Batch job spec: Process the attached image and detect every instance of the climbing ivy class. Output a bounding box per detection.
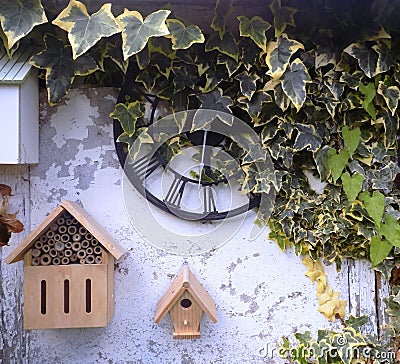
[3,0,400,357]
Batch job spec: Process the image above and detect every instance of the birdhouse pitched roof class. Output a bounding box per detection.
[154,264,217,323]
[5,200,126,264]
[0,45,37,84]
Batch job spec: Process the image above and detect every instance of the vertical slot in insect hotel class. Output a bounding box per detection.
[5,200,126,329]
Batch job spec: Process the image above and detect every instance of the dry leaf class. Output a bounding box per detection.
[0,184,13,197]
[0,213,24,233]
[0,221,10,246]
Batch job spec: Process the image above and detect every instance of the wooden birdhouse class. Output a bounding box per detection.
[155,264,217,339]
[5,200,126,329]
[0,45,39,164]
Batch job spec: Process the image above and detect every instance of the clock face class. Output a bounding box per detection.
[114,105,276,223]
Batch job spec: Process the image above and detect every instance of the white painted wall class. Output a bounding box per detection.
[0,88,388,364]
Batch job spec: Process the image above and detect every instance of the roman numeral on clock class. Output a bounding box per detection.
[130,153,159,181]
[203,186,217,213]
[164,176,187,207]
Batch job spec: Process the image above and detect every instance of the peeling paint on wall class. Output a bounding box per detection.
[0,87,389,364]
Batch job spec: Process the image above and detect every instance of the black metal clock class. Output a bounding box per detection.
[113,79,274,222]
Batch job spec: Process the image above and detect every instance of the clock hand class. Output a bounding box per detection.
[198,130,208,190]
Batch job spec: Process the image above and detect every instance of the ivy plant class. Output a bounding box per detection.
[2,0,400,354]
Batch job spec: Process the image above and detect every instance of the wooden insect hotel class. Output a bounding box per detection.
[5,200,126,329]
[155,264,217,339]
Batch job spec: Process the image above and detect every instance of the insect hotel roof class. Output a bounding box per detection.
[5,200,126,264]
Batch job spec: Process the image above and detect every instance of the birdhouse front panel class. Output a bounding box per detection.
[170,291,203,339]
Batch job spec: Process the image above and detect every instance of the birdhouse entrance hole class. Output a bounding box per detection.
[180,298,192,308]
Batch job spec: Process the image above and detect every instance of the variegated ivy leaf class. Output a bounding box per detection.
[314,145,331,181]
[281,59,311,112]
[373,42,394,74]
[265,34,304,80]
[238,91,272,118]
[30,34,98,105]
[359,190,384,228]
[365,26,391,42]
[237,15,271,52]
[117,9,170,60]
[135,46,150,70]
[0,0,47,50]
[135,66,161,92]
[339,71,363,89]
[341,172,363,203]
[217,54,240,77]
[344,43,378,78]
[172,65,198,93]
[197,88,232,114]
[273,82,290,112]
[269,0,296,37]
[293,124,322,152]
[370,235,392,266]
[53,1,120,59]
[358,81,377,120]
[377,81,400,116]
[240,38,261,70]
[205,31,239,61]
[327,148,349,183]
[342,126,361,156]
[381,113,398,147]
[235,71,260,99]
[211,0,232,38]
[315,47,338,69]
[166,19,204,50]
[152,52,172,78]
[148,37,174,58]
[110,101,145,137]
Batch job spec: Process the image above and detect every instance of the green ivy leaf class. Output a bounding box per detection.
[344,43,378,78]
[377,81,400,116]
[327,148,349,183]
[117,9,170,60]
[359,190,385,228]
[358,81,376,120]
[377,214,400,248]
[211,0,232,38]
[237,15,271,52]
[342,126,361,156]
[0,0,47,50]
[110,101,145,137]
[53,1,120,59]
[269,0,297,37]
[281,59,311,111]
[235,71,260,99]
[205,31,239,61]
[341,172,364,203]
[265,34,304,80]
[30,34,98,105]
[166,19,204,50]
[293,124,322,152]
